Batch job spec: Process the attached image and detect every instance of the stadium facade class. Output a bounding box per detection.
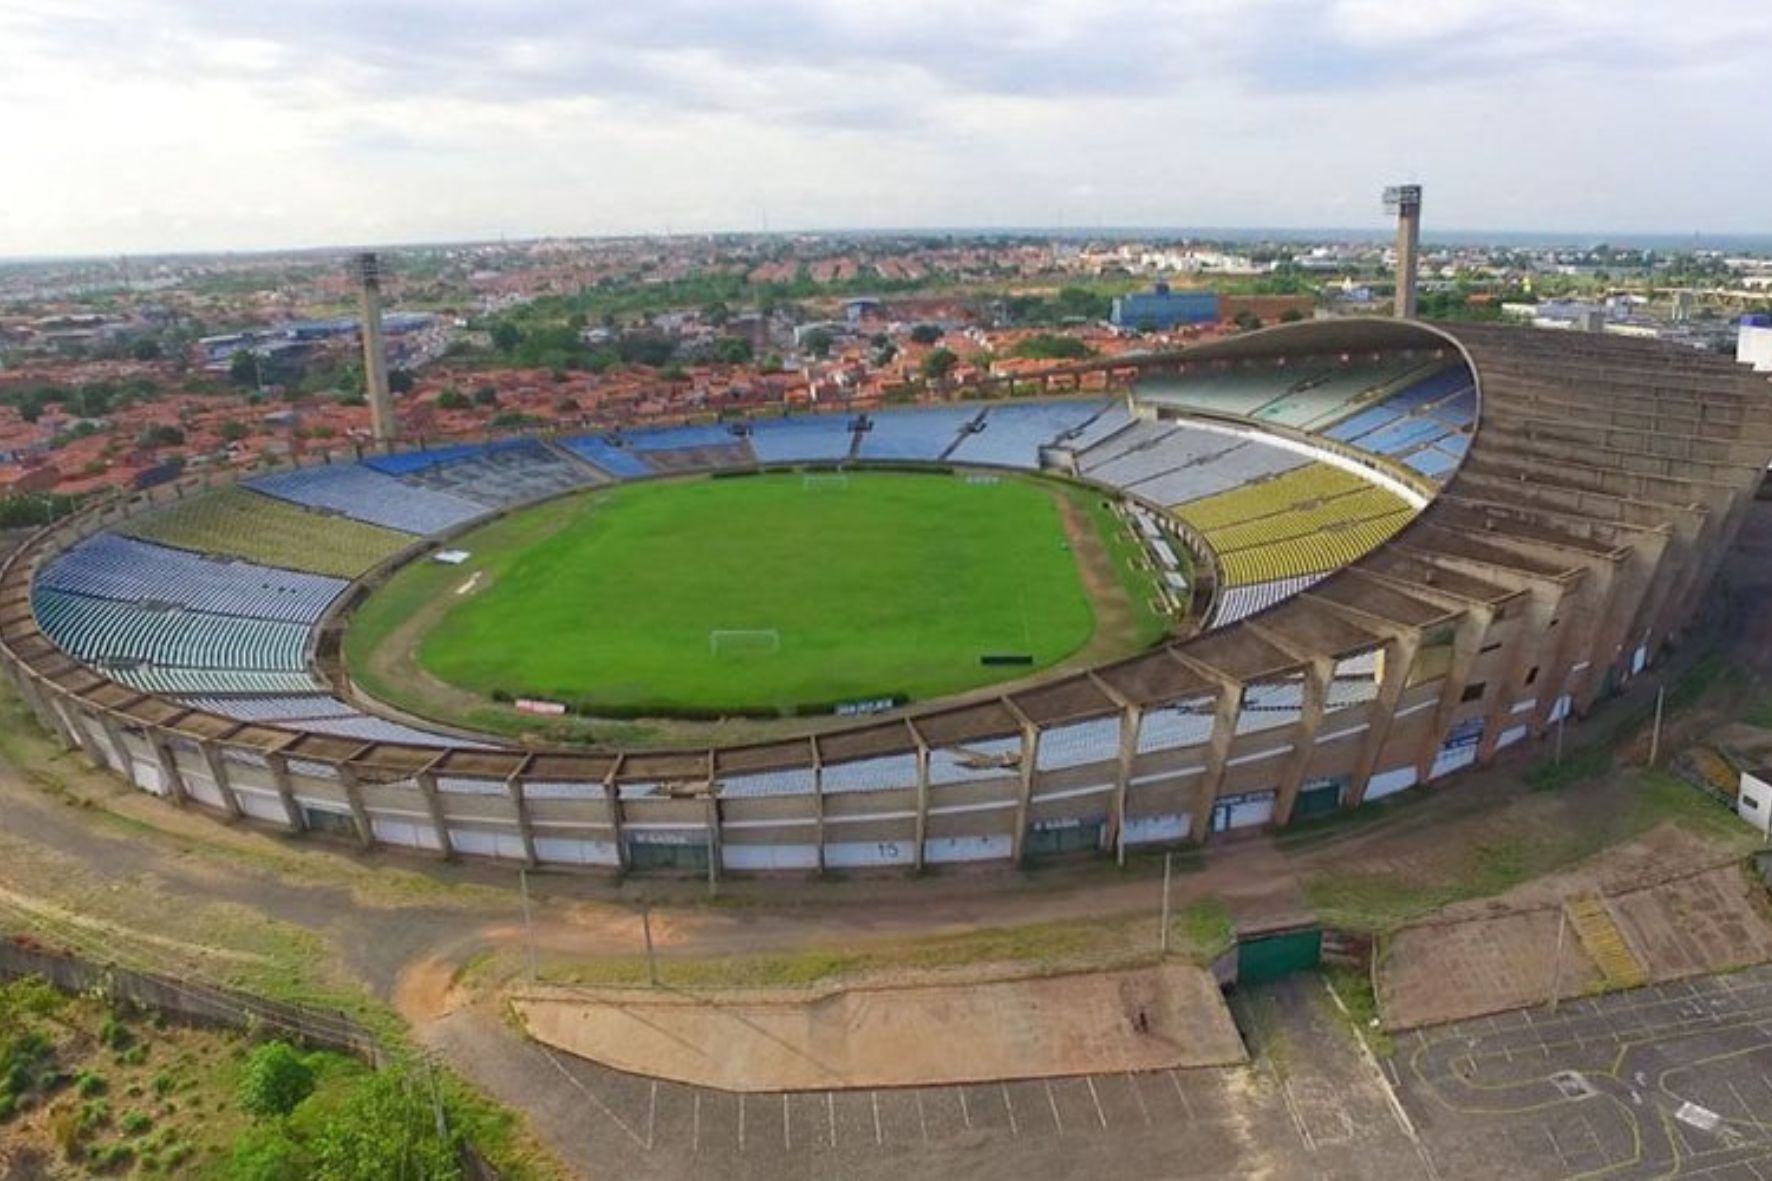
[3,320,1768,875]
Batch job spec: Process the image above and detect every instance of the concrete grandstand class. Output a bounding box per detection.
[2,318,1766,875]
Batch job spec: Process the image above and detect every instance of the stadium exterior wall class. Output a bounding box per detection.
[3,322,1770,878]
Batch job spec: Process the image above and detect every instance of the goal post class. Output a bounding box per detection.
[802,472,849,490]
[709,629,782,658]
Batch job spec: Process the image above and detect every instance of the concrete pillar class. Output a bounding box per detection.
[265,752,307,833]
[197,739,244,820]
[333,764,377,850]
[1347,633,1420,808]
[912,738,931,873]
[1112,706,1142,867]
[148,733,190,808]
[1272,661,1331,826]
[1010,724,1038,866]
[414,772,455,861]
[504,773,540,867]
[1189,679,1243,843]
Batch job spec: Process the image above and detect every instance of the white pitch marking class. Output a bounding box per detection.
[1127,1073,1152,1125]
[1085,1076,1108,1129]
[1046,1081,1064,1133]
[692,1093,701,1154]
[871,1092,883,1146]
[959,1088,972,1129]
[1002,1085,1019,1136]
[827,1091,837,1149]
[783,1093,792,1151]
[646,1081,657,1150]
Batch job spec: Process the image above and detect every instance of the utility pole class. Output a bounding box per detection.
[1649,683,1667,766]
[1158,852,1173,957]
[641,904,659,986]
[1548,905,1567,1012]
[519,867,537,984]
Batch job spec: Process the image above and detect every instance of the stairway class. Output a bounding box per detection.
[1566,896,1648,990]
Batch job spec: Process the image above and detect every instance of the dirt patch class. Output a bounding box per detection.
[394,955,466,1023]
[1379,858,1772,1031]
[1380,909,1603,1030]
[1053,490,1149,664]
[513,963,1243,1092]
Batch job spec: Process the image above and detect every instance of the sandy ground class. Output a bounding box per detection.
[514,964,1244,1092]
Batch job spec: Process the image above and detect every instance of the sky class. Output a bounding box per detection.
[3,0,1769,257]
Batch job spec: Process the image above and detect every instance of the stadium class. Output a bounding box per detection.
[2,317,1768,875]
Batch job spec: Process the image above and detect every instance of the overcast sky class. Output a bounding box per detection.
[3,0,1769,257]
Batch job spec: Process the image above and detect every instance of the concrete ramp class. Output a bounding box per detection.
[515,963,1244,1092]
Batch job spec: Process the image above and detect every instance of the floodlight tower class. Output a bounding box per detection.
[1383,184,1423,319]
[354,252,397,444]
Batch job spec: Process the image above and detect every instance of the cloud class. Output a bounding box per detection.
[0,0,1768,254]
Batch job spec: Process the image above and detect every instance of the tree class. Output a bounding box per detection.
[136,424,184,449]
[714,337,753,365]
[921,347,959,382]
[129,337,163,361]
[472,385,499,407]
[436,390,469,411]
[802,328,834,359]
[220,420,249,443]
[238,1042,316,1119]
[909,324,942,346]
[307,1070,461,1181]
[1232,311,1263,332]
[387,369,415,395]
[1010,333,1094,361]
[490,321,522,354]
[229,351,261,388]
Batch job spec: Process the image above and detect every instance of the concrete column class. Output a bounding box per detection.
[333,764,377,850]
[198,739,244,821]
[1112,706,1141,867]
[1272,660,1331,826]
[1414,607,1494,786]
[95,714,136,786]
[414,772,455,861]
[1347,633,1420,808]
[148,733,190,808]
[912,738,931,874]
[265,753,307,833]
[1009,725,1039,866]
[811,755,827,877]
[1189,679,1243,843]
[704,794,722,883]
[503,771,540,867]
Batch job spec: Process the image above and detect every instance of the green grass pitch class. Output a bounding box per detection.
[352,471,1107,716]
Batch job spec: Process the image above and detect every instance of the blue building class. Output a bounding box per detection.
[1110,283,1220,331]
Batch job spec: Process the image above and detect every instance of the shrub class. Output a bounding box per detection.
[226,1125,309,1181]
[120,1109,152,1135]
[98,1014,131,1051]
[237,1042,315,1119]
[76,1070,107,1097]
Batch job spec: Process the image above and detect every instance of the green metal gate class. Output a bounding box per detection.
[627,841,711,873]
[1292,779,1345,821]
[1024,822,1104,858]
[1237,926,1323,985]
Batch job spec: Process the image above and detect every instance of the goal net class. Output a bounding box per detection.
[709,629,782,658]
[802,472,849,490]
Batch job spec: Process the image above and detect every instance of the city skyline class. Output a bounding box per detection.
[3,0,1770,256]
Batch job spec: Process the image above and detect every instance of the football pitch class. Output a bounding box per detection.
[348,470,1162,718]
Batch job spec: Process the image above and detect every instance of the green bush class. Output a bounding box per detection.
[98,1014,132,1051]
[76,1070,107,1097]
[238,1042,316,1119]
[120,1109,152,1135]
[227,1126,310,1181]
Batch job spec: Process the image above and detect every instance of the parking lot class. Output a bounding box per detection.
[1395,962,1772,1178]
[467,962,1772,1179]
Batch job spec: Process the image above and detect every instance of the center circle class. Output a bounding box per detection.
[343,468,1174,736]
